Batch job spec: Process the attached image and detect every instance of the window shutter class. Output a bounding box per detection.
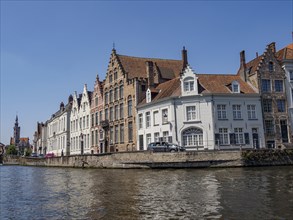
[245,133,250,145]
[229,133,235,145]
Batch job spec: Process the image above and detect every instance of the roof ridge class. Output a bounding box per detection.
[117,54,181,62]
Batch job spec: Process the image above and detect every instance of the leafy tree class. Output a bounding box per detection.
[25,147,32,156]
[6,145,18,155]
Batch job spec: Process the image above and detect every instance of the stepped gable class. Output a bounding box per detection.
[198,74,256,94]
[276,43,293,61]
[116,54,183,80]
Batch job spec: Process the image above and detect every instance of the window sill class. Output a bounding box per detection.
[248,118,258,120]
[218,118,228,121]
[233,119,243,121]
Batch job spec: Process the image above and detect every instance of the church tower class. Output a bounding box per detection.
[14,115,20,146]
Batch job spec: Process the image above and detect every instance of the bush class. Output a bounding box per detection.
[6,145,18,155]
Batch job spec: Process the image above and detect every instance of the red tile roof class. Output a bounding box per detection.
[117,54,183,79]
[276,43,293,60]
[198,74,256,94]
[138,73,257,106]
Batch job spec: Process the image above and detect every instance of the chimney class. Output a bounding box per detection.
[146,61,154,88]
[256,52,259,58]
[268,42,276,53]
[182,46,188,69]
[240,50,246,69]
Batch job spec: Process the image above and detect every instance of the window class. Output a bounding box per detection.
[146,89,151,103]
[119,85,124,99]
[275,80,283,92]
[141,85,146,91]
[163,131,169,142]
[95,96,98,106]
[262,79,271,92]
[184,77,194,92]
[263,99,272,112]
[290,71,293,81]
[182,127,203,147]
[100,130,104,140]
[146,112,151,128]
[128,96,132,117]
[128,122,133,142]
[146,134,151,145]
[114,105,118,120]
[154,132,160,142]
[105,108,109,120]
[91,114,94,126]
[110,107,113,121]
[110,127,113,144]
[105,92,108,104]
[153,111,159,126]
[217,105,227,119]
[83,116,85,129]
[247,105,256,119]
[120,103,124,119]
[114,71,118,80]
[91,131,94,146]
[232,105,242,119]
[109,89,113,102]
[186,106,196,121]
[86,115,89,128]
[234,128,244,144]
[138,114,143,129]
[109,74,113,83]
[232,81,240,93]
[277,100,285,112]
[265,120,274,135]
[120,124,124,143]
[115,125,119,144]
[269,61,274,72]
[114,87,118,101]
[94,130,97,145]
[162,109,168,124]
[95,112,99,125]
[219,128,229,145]
[99,111,102,122]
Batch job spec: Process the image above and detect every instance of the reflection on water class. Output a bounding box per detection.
[0,166,292,219]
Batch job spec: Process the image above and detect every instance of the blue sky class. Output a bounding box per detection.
[0,1,292,145]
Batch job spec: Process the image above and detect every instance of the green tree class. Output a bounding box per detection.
[6,145,18,155]
[25,147,32,156]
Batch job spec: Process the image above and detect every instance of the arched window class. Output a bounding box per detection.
[109,89,113,102]
[114,86,118,101]
[146,89,151,103]
[183,77,194,92]
[269,62,274,72]
[104,92,108,104]
[182,127,203,148]
[119,85,124,99]
[128,96,132,117]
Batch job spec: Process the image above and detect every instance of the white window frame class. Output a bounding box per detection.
[219,128,229,145]
[146,112,151,128]
[247,105,256,120]
[217,104,227,119]
[232,105,242,119]
[186,106,196,121]
[234,128,244,144]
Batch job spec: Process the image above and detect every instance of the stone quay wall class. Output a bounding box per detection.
[2,149,293,169]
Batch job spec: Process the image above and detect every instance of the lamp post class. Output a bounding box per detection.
[80,133,84,155]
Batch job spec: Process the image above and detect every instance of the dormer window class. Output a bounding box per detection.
[146,89,151,103]
[232,81,240,93]
[183,77,194,92]
[269,62,274,72]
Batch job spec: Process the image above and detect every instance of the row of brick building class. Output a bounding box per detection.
[33,42,293,155]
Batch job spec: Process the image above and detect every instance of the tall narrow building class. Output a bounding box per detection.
[237,42,291,148]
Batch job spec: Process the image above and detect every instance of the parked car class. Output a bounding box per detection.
[38,154,44,158]
[147,142,186,152]
[31,153,38,157]
[45,153,55,158]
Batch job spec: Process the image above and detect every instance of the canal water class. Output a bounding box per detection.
[0,166,292,220]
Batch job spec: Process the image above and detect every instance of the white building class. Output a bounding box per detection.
[70,84,92,155]
[46,97,72,156]
[137,65,265,150]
